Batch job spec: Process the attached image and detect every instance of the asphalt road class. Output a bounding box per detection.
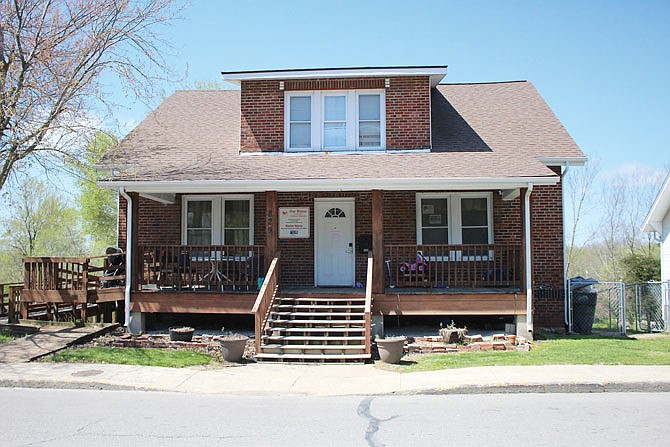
[2,389,669,446]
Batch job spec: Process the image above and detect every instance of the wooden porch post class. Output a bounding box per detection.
[265,191,278,271]
[519,187,527,290]
[372,189,385,294]
[129,192,140,292]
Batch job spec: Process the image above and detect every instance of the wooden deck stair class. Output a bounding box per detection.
[255,294,371,363]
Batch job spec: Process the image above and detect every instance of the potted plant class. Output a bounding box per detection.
[439,320,467,344]
[169,326,195,342]
[375,335,406,364]
[216,328,249,362]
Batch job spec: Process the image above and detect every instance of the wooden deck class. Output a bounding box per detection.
[373,291,527,316]
[131,291,257,314]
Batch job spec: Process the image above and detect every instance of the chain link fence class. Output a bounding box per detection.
[567,280,670,335]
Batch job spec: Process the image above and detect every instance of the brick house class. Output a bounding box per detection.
[93,65,585,360]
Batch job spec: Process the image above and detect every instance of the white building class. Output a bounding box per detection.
[642,174,670,284]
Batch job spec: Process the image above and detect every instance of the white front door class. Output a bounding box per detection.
[315,200,355,286]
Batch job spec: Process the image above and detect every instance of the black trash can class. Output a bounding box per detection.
[572,291,598,334]
[570,277,599,334]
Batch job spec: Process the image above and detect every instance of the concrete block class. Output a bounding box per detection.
[128,312,145,334]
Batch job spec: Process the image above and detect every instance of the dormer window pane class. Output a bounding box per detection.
[290,96,311,121]
[324,96,346,120]
[290,123,311,148]
[285,90,384,151]
[289,96,311,148]
[359,94,381,147]
[324,96,346,148]
[359,95,380,120]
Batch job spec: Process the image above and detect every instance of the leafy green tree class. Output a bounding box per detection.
[0,178,85,282]
[75,132,119,252]
[621,250,661,283]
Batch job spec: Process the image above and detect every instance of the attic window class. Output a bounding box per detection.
[285,90,385,152]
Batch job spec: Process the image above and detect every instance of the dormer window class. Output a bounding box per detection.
[285,90,385,152]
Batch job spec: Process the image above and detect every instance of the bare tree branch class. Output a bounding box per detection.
[0,0,182,191]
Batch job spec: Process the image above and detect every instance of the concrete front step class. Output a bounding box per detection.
[267,319,365,326]
[261,344,367,351]
[274,304,365,311]
[276,297,365,303]
[270,312,366,318]
[263,335,366,342]
[265,327,366,334]
[254,353,370,362]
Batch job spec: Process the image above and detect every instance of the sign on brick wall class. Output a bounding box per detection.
[279,207,310,238]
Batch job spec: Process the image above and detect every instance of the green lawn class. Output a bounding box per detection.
[382,335,670,372]
[0,331,16,344]
[50,347,212,368]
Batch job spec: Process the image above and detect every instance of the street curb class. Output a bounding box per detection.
[413,382,670,395]
[2,379,670,395]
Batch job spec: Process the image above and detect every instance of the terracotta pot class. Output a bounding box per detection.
[169,327,194,342]
[218,335,249,362]
[376,337,406,364]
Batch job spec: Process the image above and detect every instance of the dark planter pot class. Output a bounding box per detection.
[376,337,406,364]
[169,327,194,342]
[218,336,249,362]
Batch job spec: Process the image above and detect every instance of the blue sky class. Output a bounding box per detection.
[110,0,670,177]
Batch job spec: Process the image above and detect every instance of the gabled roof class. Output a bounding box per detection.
[642,173,670,233]
[101,80,585,191]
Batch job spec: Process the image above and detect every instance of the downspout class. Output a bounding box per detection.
[561,162,571,329]
[525,183,534,333]
[119,187,132,328]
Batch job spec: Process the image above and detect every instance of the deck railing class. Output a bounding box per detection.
[138,245,265,292]
[385,244,522,289]
[252,255,280,353]
[23,255,124,293]
[1,282,22,317]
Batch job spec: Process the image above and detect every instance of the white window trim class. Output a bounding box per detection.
[181,194,254,245]
[284,89,386,152]
[415,192,493,245]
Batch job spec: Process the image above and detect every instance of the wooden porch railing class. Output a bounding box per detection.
[385,244,522,289]
[137,245,265,292]
[252,255,280,353]
[364,254,373,355]
[24,255,125,293]
[1,282,22,317]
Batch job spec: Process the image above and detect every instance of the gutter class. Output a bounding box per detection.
[99,176,560,193]
[525,183,534,333]
[561,162,571,329]
[119,187,132,328]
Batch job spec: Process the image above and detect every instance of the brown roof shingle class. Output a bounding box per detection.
[103,81,584,183]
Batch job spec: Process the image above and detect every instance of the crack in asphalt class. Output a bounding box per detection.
[357,396,398,447]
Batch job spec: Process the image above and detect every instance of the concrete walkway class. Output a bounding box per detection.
[1,362,669,396]
[0,324,118,363]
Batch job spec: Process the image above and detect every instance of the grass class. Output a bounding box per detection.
[0,331,17,344]
[381,335,670,373]
[50,347,212,368]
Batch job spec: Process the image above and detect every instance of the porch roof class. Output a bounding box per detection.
[100,81,585,188]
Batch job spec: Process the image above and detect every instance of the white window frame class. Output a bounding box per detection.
[182,194,254,245]
[416,191,493,238]
[284,89,386,152]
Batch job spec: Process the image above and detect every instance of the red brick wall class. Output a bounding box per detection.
[385,77,431,149]
[239,76,431,152]
[530,166,566,329]
[240,81,284,152]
